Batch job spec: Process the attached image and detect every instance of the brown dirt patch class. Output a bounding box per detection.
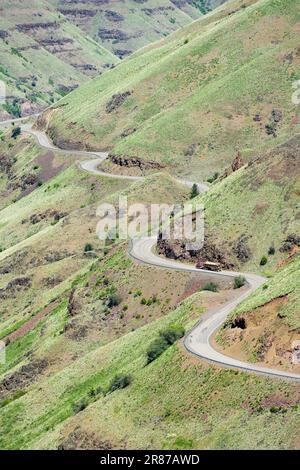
[6,300,59,343]
[58,427,113,450]
[215,296,300,373]
[36,151,64,183]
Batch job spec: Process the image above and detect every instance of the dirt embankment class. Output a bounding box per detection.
[157,234,235,270]
[215,296,300,374]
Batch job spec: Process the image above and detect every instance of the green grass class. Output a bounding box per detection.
[44,0,300,179]
[0,292,299,450]
[192,136,300,270]
[228,255,300,330]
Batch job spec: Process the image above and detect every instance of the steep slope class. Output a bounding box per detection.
[217,255,300,373]
[0,0,118,119]
[41,0,300,179]
[0,290,299,450]
[158,135,300,271]
[48,0,203,59]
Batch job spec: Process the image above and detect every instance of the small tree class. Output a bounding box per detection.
[190,183,199,199]
[160,326,185,345]
[234,276,246,289]
[84,243,93,252]
[106,293,122,308]
[108,374,132,393]
[146,337,169,364]
[72,398,88,414]
[268,245,275,255]
[146,325,185,364]
[260,256,268,266]
[202,282,219,292]
[11,126,21,140]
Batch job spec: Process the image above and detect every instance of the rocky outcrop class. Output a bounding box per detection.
[109,154,165,170]
[22,209,67,225]
[106,91,132,113]
[231,151,243,172]
[120,127,137,138]
[157,234,234,269]
[280,234,300,253]
[58,427,113,450]
[16,22,59,32]
[265,108,282,137]
[0,277,32,299]
[113,49,132,59]
[233,235,252,263]
[105,10,124,22]
[0,358,48,400]
[0,30,8,39]
[58,9,97,18]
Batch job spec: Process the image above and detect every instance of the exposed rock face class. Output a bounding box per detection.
[58,427,113,450]
[157,234,234,269]
[265,108,283,137]
[120,128,137,138]
[233,235,252,262]
[0,30,8,39]
[16,22,59,32]
[113,49,132,59]
[0,358,48,399]
[229,316,247,330]
[106,91,132,113]
[231,151,243,172]
[58,9,98,17]
[0,277,32,299]
[109,154,165,170]
[67,288,80,317]
[44,251,73,263]
[142,6,175,15]
[184,143,198,157]
[280,234,300,252]
[105,10,124,22]
[0,154,14,177]
[98,28,131,41]
[22,209,67,225]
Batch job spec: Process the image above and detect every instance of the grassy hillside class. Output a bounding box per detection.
[216,254,300,372]
[48,0,203,59]
[0,289,299,450]
[0,0,118,118]
[196,135,300,271]
[0,0,229,119]
[0,128,299,450]
[41,0,300,179]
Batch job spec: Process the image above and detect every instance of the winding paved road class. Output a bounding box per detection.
[2,119,300,382]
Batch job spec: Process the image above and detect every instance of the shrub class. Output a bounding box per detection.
[108,374,132,393]
[106,293,122,308]
[140,298,147,305]
[260,256,268,266]
[160,326,185,345]
[11,126,21,139]
[202,282,219,292]
[190,183,199,199]
[234,276,246,289]
[207,172,219,183]
[84,243,93,252]
[72,398,88,414]
[4,101,21,118]
[146,325,185,364]
[88,386,104,398]
[146,337,169,364]
[268,246,276,255]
